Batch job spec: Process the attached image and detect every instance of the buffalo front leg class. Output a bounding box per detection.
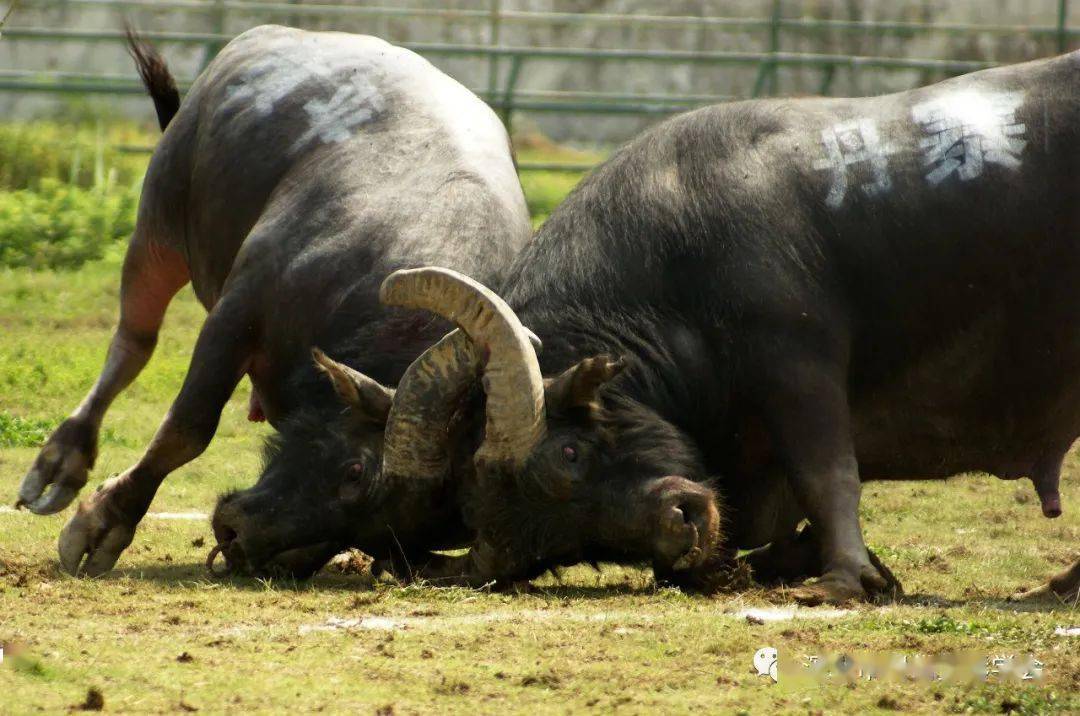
[17,239,189,515]
[58,295,256,576]
[763,361,889,604]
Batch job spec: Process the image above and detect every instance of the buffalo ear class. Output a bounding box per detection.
[544,355,626,412]
[311,347,394,423]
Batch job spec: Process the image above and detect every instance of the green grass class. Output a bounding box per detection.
[516,136,603,227]
[1,138,1079,714]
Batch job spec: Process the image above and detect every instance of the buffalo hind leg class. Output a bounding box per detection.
[57,292,257,576]
[17,238,189,515]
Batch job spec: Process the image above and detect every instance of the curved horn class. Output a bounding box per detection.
[381,329,479,482]
[381,267,546,468]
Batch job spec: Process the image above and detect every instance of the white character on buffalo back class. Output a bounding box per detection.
[911,90,1027,186]
[813,118,898,208]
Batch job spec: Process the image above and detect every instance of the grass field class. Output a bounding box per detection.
[2,139,1080,714]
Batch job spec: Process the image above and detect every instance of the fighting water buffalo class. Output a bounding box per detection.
[365,51,1080,602]
[14,26,532,577]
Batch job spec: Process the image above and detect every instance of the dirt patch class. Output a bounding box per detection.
[75,688,104,711]
[520,671,561,689]
[729,607,853,622]
[0,555,58,585]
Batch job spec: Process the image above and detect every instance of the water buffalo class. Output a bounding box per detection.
[365,51,1080,602]
[14,26,531,577]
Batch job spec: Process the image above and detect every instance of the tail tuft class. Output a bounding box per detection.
[124,24,180,132]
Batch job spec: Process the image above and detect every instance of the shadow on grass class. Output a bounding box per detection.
[102,560,669,598]
[14,552,1075,611]
[106,561,377,592]
[895,592,1080,613]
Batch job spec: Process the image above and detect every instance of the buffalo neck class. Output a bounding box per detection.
[520,302,729,452]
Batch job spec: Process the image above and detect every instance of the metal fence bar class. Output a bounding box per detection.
[201,0,227,71]
[4,0,1072,174]
[847,2,862,96]
[0,69,735,105]
[751,0,782,97]
[487,0,501,101]
[0,78,711,115]
[1059,0,1071,52]
[0,28,994,73]
[18,0,1080,38]
[500,54,523,130]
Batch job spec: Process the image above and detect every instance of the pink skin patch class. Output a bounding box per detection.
[248,388,266,423]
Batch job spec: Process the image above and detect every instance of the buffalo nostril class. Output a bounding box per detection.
[213,522,238,547]
[675,503,695,524]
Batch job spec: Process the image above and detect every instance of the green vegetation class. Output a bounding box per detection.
[0,179,138,269]
[0,121,149,192]
[0,123,599,270]
[0,414,60,449]
[1,124,1078,712]
[0,121,148,270]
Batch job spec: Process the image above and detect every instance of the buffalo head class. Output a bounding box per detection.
[208,336,480,578]
[376,267,727,588]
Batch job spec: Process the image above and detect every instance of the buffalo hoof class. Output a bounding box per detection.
[1011,584,1059,602]
[786,561,900,606]
[57,479,137,577]
[16,418,96,515]
[786,577,864,606]
[1011,559,1080,603]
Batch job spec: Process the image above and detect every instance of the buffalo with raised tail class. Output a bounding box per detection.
[14,26,532,578]
[365,51,1080,602]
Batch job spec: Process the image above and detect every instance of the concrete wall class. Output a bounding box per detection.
[1,0,1075,144]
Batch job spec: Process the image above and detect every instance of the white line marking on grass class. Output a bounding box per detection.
[0,506,208,520]
[1054,626,1080,637]
[149,512,209,520]
[299,616,403,635]
[297,605,856,636]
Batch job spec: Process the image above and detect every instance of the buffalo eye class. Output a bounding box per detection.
[562,444,578,463]
[344,462,365,481]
